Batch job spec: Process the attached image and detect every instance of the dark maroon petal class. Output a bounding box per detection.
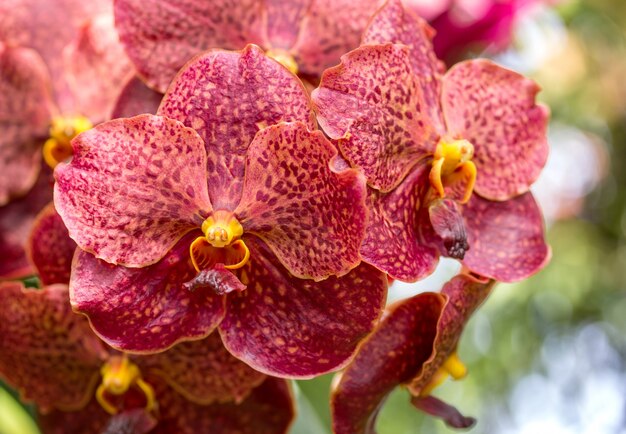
[70,233,226,353]
[27,202,76,285]
[138,333,265,405]
[236,122,366,280]
[110,76,163,119]
[184,264,246,295]
[331,292,445,434]
[102,409,157,434]
[461,193,550,282]
[114,0,268,93]
[38,398,111,434]
[442,59,549,200]
[293,0,380,78]
[312,44,439,192]
[362,0,445,129]
[0,44,54,205]
[153,378,294,434]
[220,237,387,378]
[0,283,107,413]
[0,0,111,112]
[0,165,52,279]
[265,0,309,49]
[63,14,134,124]
[54,114,212,267]
[361,162,439,282]
[159,45,315,210]
[428,198,468,260]
[411,395,476,429]
[408,274,494,395]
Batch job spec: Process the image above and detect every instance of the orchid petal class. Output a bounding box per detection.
[313,44,438,192]
[265,0,310,50]
[442,59,549,200]
[159,45,315,210]
[461,192,550,282]
[54,114,212,267]
[70,233,225,353]
[110,76,163,119]
[236,122,366,280]
[38,398,111,434]
[220,238,387,378]
[114,0,268,93]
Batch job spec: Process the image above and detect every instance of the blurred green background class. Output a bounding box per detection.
[2,0,626,433]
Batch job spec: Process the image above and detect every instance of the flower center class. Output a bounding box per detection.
[43,115,92,169]
[95,356,156,415]
[428,138,476,204]
[419,351,467,397]
[190,210,250,272]
[266,48,299,75]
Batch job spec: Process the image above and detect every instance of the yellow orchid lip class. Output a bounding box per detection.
[43,115,92,169]
[419,351,468,397]
[95,356,156,415]
[190,211,250,273]
[429,138,476,204]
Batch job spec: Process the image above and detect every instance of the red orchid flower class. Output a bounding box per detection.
[0,282,294,434]
[331,274,494,433]
[113,0,388,92]
[312,0,550,283]
[54,45,387,378]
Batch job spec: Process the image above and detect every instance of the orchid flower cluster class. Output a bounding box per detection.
[0,0,550,433]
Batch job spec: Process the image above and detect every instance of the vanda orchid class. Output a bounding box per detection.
[54,45,387,378]
[313,0,550,283]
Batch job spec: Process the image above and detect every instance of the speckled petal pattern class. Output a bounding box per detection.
[27,202,76,285]
[331,292,445,434]
[63,14,134,124]
[313,44,438,192]
[70,233,226,353]
[38,397,111,434]
[236,122,366,280]
[153,378,294,434]
[0,166,52,279]
[220,238,387,378]
[0,44,54,206]
[110,76,163,119]
[408,275,494,396]
[360,163,438,282]
[442,60,549,201]
[158,45,315,210]
[362,0,445,130]
[265,0,309,49]
[293,0,381,78]
[139,333,265,405]
[461,193,550,282]
[114,0,267,93]
[54,114,212,267]
[0,283,107,413]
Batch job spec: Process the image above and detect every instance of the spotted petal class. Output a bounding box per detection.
[0,166,52,279]
[0,44,54,206]
[38,397,112,434]
[236,122,366,280]
[362,0,445,130]
[313,44,439,192]
[27,202,76,285]
[70,233,225,353]
[159,45,315,210]
[114,0,267,93]
[154,378,294,434]
[110,76,163,119]
[360,162,438,282]
[54,114,212,267]
[461,192,550,282]
[220,237,387,378]
[442,60,549,201]
[331,292,445,434]
[0,283,107,413]
[139,333,265,405]
[293,0,380,78]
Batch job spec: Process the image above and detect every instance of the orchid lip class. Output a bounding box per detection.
[95,355,156,415]
[429,138,477,204]
[43,115,92,169]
